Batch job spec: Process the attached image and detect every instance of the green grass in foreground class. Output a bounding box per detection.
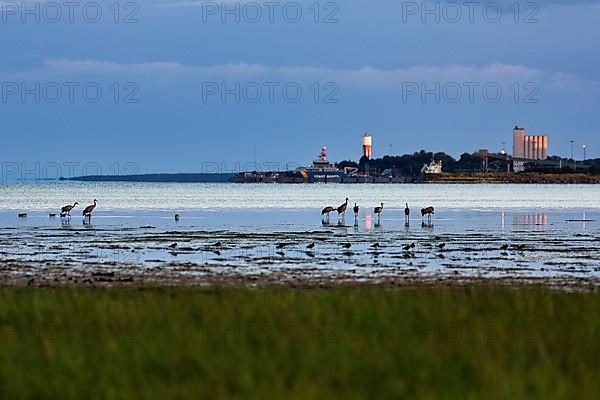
[0,286,598,399]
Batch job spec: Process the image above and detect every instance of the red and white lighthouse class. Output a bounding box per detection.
[362,133,372,159]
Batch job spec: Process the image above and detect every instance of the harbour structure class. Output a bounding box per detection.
[229,145,363,183]
[421,160,443,174]
[513,126,548,160]
[297,146,348,182]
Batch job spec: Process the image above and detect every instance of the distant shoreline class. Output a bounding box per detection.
[60,173,234,183]
[425,172,600,184]
[60,172,600,184]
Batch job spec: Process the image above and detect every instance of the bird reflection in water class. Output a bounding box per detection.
[568,212,591,231]
[421,221,434,231]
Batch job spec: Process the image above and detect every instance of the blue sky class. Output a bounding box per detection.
[1,0,599,177]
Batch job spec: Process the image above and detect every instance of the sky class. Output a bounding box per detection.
[1,0,599,178]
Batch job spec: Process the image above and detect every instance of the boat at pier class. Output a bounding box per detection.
[296,147,347,182]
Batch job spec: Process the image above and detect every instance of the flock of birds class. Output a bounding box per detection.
[17,198,436,228]
[18,200,98,220]
[321,198,435,226]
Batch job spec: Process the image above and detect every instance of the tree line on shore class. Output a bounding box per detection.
[336,151,600,176]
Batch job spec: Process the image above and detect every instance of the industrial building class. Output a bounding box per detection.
[513,126,548,160]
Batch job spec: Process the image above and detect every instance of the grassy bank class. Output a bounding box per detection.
[0,286,598,399]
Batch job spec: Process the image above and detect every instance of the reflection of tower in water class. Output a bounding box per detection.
[513,213,548,227]
[364,213,372,231]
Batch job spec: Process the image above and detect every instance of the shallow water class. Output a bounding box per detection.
[0,183,598,287]
[1,182,599,211]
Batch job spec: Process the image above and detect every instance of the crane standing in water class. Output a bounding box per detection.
[321,206,335,223]
[421,206,435,224]
[373,203,384,224]
[337,198,349,222]
[83,200,97,220]
[353,203,360,226]
[61,202,78,217]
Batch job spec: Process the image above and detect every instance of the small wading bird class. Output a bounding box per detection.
[18,213,27,218]
[61,202,79,218]
[404,203,411,225]
[373,203,384,223]
[421,206,435,223]
[49,213,57,218]
[353,203,360,226]
[321,206,335,222]
[337,198,349,221]
[174,214,180,222]
[83,199,97,219]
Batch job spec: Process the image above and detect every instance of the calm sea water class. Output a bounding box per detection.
[0,182,599,211]
[1,183,598,284]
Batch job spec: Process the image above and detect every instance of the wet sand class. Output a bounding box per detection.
[0,208,598,289]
